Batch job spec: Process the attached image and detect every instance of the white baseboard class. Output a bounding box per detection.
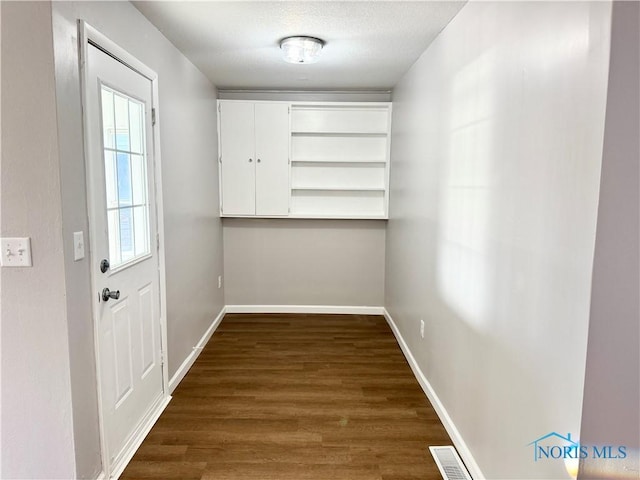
[168,306,226,393]
[111,394,171,479]
[95,472,107,480]
[383,308,485,480]
[225,305,385,315]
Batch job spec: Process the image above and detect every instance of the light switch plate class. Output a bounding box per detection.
[1,237,32,267]
[73,231,85,261]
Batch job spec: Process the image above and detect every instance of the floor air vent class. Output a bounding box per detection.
[429,446,472,480]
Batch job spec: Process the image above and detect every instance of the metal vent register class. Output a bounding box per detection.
[429,446,472,480]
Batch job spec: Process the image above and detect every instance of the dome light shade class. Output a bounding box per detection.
[280,36,324,64]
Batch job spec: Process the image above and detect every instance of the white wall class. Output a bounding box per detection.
[579,2,640,478]
[224,219,385,307]
[386,2,611,478]
[1,2,76,478]
[51,1,224,477]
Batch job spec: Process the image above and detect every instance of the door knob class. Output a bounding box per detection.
[249,158,253,163]
[102,287,120,302]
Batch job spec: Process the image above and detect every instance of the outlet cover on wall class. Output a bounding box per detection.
[420,319,425,339]
[73,231,85,261]
[1,237,33,267]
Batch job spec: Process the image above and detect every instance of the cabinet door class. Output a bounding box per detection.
[220,102,255,215]
[255,103,290,216]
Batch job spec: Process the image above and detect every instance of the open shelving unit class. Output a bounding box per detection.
[289,102,392,219]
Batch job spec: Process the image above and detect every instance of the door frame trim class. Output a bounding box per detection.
[78,20,170,478]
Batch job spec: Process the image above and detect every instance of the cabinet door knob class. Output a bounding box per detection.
[249,158,253,163]
[257,158,261,163]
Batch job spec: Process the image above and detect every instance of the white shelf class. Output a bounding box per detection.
[291,134,387,164]
[289,214,388,220]
[291,131,388,137]
[291,161,385,192]
[223,214,388,220]
[290,189,386,218]
[291,186,385,192]
[291,159,386,164]
[291,104,390,134]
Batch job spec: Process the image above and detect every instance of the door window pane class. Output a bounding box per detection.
[133,206,149,257]
[119,207,135,263]
[101,85,151,268]
[117,153,132,207]
[107,210,121,266]
[131,154,146,205]
[104,151,118,209]
[129,101,144,154]
[101,89,115,149]
[114,94,130,151]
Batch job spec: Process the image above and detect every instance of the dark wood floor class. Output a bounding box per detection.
[120,314,452,480]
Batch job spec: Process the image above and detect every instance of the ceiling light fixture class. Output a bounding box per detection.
[280,36,324,64]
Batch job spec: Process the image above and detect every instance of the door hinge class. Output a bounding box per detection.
[218,104,221,113]
[156,233,160,251]
[151,108,156,126]
[219,155,222,163]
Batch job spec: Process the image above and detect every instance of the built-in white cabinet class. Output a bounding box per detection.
[218,100,392,219]
[219,101,289,216]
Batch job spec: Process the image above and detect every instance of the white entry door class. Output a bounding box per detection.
[85,43,165,472]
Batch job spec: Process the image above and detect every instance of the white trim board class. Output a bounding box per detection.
[225,305,385,315]
[168,306,227,393]
[382,308,485,480]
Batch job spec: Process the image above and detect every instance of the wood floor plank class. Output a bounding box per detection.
[120,314,453,480]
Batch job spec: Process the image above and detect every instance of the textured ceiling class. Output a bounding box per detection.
[133,1,466,90]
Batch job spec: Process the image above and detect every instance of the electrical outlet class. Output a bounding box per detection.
[218,275,223,289]
[420,319,425,339]
[1,237,32,267]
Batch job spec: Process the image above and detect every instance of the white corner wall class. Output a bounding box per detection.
[386,2,612,479]
[51,1,224,477]
[579,2,640,478]
[1,2,76,478]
